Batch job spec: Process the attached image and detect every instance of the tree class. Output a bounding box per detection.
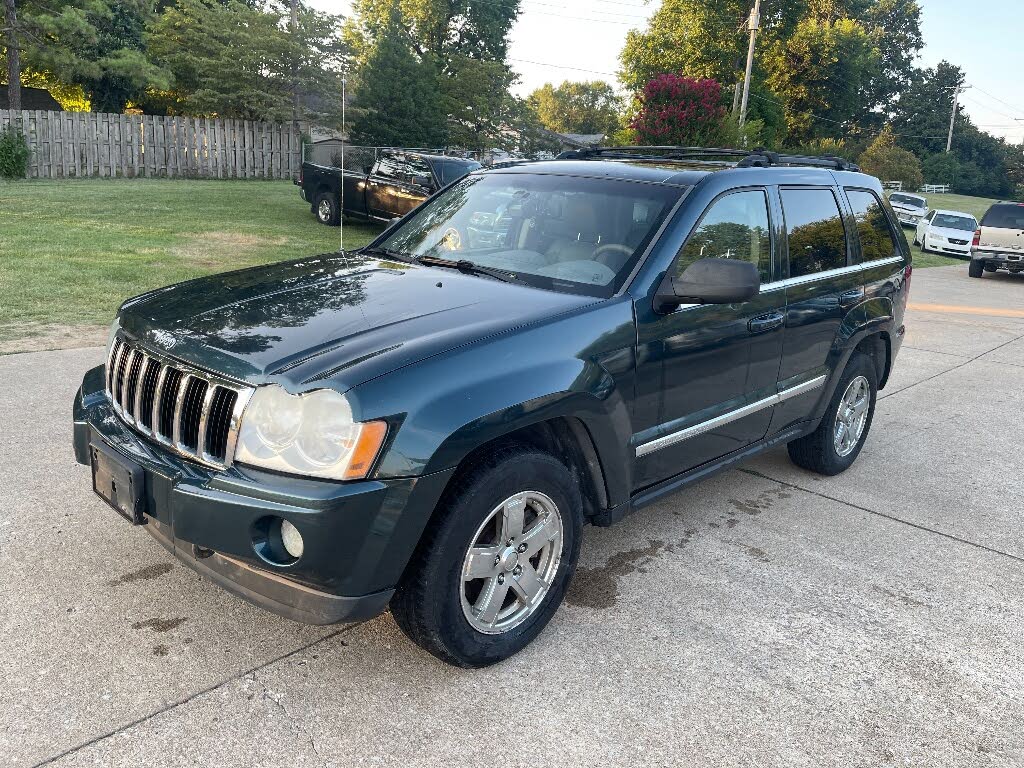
[4,0,20,111]
[148,0,345,122]
[763,17,878,143]
[344,0,521,147]
[526,81,620,136]
[629,74,728,146]
[857,126,922,190]
[349,15,446,147]
[17,0,168,113]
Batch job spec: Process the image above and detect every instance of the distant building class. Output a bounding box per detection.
[0,85,63,111]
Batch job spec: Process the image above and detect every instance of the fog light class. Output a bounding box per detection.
[280,519,304,559]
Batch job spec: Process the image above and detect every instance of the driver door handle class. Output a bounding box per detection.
[748,311,785,335]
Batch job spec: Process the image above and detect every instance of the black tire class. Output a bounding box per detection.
[313,191,340,226]
[969,259,984,278]
[787,352,877,476]
[391,445,583,667]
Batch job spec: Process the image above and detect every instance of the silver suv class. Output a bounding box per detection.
[969,202,1024,278]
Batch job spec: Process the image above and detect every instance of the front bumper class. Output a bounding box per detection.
[895,213,922,227]
[73,364,454,625]
[926,239,971,256]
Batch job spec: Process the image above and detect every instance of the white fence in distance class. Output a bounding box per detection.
[920,183,951,194]
[1,109,301,179]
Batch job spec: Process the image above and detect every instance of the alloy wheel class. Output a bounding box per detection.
[460,491,563,635]
[834,375,870,457]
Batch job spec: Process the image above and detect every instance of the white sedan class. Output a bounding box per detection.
[913,209,979,258]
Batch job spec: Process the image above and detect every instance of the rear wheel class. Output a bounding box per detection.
[391,446,583,667]
[787,352,877,476]
[314,191,339,226]
[969,259,984,278]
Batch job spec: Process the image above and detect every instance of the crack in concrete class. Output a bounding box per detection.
[29,625,358,767]
[739,468,1024,566]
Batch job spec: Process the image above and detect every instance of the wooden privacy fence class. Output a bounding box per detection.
[0,110,301,179]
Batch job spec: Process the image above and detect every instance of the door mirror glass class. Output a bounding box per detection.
[410,175,433,190]
[656,258,760,310]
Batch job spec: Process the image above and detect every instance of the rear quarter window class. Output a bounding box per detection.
[846,189,899,263]
[981,204,1024,230]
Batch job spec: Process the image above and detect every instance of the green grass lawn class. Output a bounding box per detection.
[0,178,380,347]
[893,191,1000,269]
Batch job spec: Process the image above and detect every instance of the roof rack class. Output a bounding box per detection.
[556,145,860,172]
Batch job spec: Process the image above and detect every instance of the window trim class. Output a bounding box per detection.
[778,185,851,279]
[667,185,776,285]
[843,186,905,265]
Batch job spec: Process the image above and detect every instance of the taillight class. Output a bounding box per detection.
[904,262,912,294]
[972,228,981,246]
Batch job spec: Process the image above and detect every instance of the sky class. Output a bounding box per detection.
[309,0,1024,144]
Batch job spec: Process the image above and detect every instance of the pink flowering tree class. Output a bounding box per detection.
[629,75,728,146]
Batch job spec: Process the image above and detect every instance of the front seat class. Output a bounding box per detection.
[544,197,602,264]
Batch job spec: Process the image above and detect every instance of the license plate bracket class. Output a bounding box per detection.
[90,439,147,525]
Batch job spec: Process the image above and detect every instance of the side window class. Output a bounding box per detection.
[674,189,772,283]
[780,188,848,277]
[375,153,431,184]
[846,189,899,264]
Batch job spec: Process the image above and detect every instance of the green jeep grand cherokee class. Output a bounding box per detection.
[74,147,910,667]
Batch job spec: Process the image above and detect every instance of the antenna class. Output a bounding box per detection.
[340,77,346,255]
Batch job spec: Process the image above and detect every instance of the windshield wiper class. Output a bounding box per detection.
[359,246,417,263]
[415,255,520,284]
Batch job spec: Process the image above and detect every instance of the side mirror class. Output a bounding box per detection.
[410,175,433,190]
[655,258,760,312]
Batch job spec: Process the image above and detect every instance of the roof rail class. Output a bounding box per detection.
[556,145,860,172]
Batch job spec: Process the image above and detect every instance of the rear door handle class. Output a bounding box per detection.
[839,288,865,308]
[748,311,785,335]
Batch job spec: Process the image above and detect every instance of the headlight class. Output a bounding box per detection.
[235,385,387,480]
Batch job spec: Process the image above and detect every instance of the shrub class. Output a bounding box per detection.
[0,126,31,179]
[858,127,922,191]
[630,75,728,146]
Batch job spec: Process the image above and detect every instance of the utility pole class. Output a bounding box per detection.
[738,0,761,130]
[946,82,968,153]
[290,0,299,132]
[4,0,21,113]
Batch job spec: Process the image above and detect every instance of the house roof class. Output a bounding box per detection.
[0,85,63,111]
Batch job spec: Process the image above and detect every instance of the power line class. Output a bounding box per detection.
[965,82,1024,116]
[509,57,617,78]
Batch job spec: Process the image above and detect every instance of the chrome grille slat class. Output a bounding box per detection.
[104,333,252,470]
[122,349,144,420]
[171,373,192,448]
[132,352,149,424]
[196,384,217,460]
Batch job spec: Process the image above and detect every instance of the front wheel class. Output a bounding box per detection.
[787,352,877,476]
[391,446,583,667]
[969,259,984,278]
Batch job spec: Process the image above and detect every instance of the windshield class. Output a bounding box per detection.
[377,173,684,296]
[890,194,926,209]
[932,214,976,231]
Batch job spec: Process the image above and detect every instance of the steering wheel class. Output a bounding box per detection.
[439,226,463,252]
[592,243,634,269]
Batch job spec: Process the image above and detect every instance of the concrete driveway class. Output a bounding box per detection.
[2,265,1023,767]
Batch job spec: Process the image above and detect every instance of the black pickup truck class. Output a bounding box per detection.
[297,150,481,226]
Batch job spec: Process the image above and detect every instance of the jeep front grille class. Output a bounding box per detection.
[105,335,253,469]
